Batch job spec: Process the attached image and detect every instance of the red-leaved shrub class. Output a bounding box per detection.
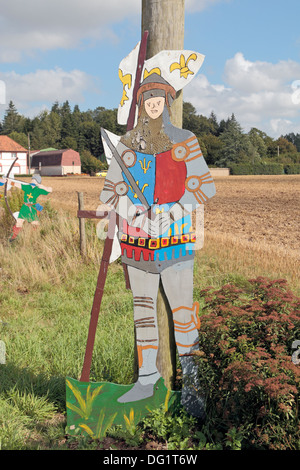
[196,277,300,450]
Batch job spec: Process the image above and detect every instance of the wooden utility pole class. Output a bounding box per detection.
[141,0,185,389]
[142,0,185,128]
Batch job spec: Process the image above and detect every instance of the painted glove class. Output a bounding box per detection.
[129,211,171,238]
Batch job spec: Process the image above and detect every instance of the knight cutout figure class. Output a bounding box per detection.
[99,46,216,418]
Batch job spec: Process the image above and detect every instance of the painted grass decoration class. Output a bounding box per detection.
[66,376,181,439]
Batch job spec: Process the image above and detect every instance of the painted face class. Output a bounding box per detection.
[144,96,165,119]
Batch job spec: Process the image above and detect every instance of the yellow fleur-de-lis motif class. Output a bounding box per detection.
[139,157,151,174]
[143,67,161,80]
[170,53,197,79]
[118,69,132,107]
[129,181,149,199]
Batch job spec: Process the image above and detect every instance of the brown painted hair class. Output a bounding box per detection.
[136,82,176,117]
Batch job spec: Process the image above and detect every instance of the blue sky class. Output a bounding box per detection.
[0,0,300,138]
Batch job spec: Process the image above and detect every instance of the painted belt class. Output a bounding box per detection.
[120,232,196,250]
[25,202,36,211]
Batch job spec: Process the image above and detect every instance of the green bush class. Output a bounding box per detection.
[229,162,284,175]
[197,277,300,450]
[0,187,24,234]
[282,153,300,164]
[80,149,105,175]
[229,163,253,175]
[253,162,284,174]
[284,164,300,174]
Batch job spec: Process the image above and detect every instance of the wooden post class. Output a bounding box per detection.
[142,0,185,128]
[156,282,177,389]
[142,0,185,389]
[77,192,86,256]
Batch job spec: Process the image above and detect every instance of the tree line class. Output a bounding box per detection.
[182,103,300,170]
[0,100,126,174]
[1,100,300,174]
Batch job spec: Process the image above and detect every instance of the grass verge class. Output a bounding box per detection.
[0,203,299,449]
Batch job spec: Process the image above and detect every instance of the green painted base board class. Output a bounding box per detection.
[65,376,181,439]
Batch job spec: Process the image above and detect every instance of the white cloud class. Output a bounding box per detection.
[224,52,300,93]
[0,0,141,62]
[0,0,232,63]
[0,68,93,116]
[184,53,300,137]
[270,119,294,136]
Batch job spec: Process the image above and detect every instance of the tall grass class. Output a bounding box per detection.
[0,206,136,448]
[195,231,300,296]
[0,200,299,449]
[0,206,136,380]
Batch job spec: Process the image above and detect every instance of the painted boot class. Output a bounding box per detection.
[117,344,161,403]
[9,225,22,242]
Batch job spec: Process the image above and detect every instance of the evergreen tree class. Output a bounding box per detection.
[218,118,229,135]
[60,100,75,147]
[218,114,251,166]
[78,121,102,157]
[51,101,60,114]
[201,133,224,165]
[2,97,297,171]
[31,110,61,150]
[208,111,219,136]
[2,101,22,134]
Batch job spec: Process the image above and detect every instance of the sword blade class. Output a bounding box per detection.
[101,129,150,211]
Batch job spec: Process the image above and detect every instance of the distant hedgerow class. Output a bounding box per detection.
[196,277,300,450]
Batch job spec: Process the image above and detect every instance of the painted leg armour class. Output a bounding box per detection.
[117,268,161,403]
[160,261,206,419]
[9,225,22,242]
[133,298,160,386]
[172,302,200,357]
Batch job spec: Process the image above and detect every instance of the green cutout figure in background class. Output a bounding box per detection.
[0,173,52,241]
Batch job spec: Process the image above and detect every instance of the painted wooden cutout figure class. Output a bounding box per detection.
[100,46,216,418]
[0,173,52,241]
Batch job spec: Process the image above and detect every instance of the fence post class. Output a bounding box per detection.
[77,192,86,257]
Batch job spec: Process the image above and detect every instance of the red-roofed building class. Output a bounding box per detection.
[0,135,28,176]
[31,148,81,175]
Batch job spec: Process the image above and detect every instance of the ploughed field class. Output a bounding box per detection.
[34,174,300,261]
[204,175,300,259]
